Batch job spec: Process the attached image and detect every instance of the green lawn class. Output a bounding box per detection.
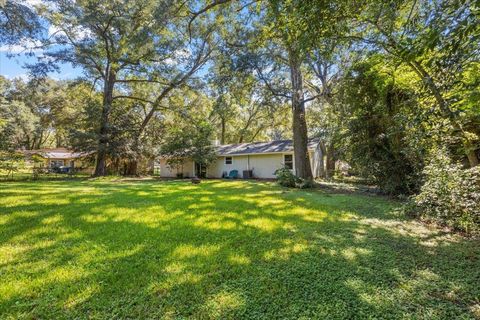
[0,180,478,319]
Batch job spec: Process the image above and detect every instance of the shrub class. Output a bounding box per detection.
[275,167,314,189]
[275,167,297,188]
[296,177,315,189]
[412,151,480,235]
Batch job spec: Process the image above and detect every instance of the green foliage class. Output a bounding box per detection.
[275,167,297,187]
[275,167,314,189]
[412,150,480,235]
[337,57,421,195]
[0,0,41,45]
[0,151,25,179]
[161,120,217,172]
[0,76,93,150]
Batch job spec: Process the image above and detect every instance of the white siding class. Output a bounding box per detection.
[159,159,194,178]
[248,154,286,178]
[159,150,320,179]
[206,154,288,179]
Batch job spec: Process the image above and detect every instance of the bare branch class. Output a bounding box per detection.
[188,0,232,38]
[112,95,155,104]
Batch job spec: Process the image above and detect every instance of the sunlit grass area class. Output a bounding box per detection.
[0,180,478,319]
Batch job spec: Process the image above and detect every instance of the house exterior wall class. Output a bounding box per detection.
[159,150,322,179]
[34,157,91,168]
[158,159,195,178]
[207,153,289,179]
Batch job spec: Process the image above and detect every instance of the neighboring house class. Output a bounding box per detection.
[158,139,323,179]
[23,148,94,173]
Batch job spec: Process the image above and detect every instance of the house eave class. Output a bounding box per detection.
[217,149,315,157]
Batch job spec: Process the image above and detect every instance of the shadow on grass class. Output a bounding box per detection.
[0,180,478,319]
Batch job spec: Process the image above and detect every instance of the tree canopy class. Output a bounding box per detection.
[1,0,478,195]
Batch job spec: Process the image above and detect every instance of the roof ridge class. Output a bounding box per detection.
[217,139,293,148]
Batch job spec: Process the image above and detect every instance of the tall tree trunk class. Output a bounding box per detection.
[407,61,479,167]
[289,50,313,180]
[325,143,335,179]
[94,70,116,176]
[124,159,138,176]
[313,140,326,178]
[220,117,226,145]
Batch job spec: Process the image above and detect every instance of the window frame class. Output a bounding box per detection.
[50,160,64,168]
[225,156,233,165]
[283,154,293,170]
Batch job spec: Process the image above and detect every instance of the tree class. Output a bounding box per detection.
[337,56,421,194]
[253,0,351,179]
[39,0,213,176]
[0,0,41,46]
[0,77,39,150]
[161,121,217,176]
[189,0,321,179]
[353,0,480,166]
[208,55,291,145]
[0,151,24,180]
[305,40,351,178]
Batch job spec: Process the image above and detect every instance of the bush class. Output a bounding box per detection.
[275,167,314,189]
[411,151,480,235]
[296,177,315,189]
[275,167,297,188]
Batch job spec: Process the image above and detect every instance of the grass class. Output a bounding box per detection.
[0,169,91,181]
[0,179,478,319]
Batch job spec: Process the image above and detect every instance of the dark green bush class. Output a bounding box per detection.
[275,168,297,188]
[412,151,480,235]
[275,168,314,189]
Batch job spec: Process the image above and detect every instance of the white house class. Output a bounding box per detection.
[158,139,323,179]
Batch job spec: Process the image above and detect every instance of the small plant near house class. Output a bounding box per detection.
[408,150,480,235]
[191,177,201,184]
[275,167,314,188]
[275,167,297,187]
[296,177,315,189]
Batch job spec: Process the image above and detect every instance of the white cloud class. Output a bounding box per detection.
[48,24,92,41]
[4,73,31,82]
[0,39,43,54]
[48,25,62,36]
[23,0,44,8]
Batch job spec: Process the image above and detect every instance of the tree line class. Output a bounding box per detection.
[1,0,479,195]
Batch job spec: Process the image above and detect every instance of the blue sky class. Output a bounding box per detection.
[0,51,83,81]
[0,0,83,81]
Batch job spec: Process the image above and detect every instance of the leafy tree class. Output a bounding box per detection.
[39,0,213,176]
[0,77,39,150]
[189,0,352,180]
[337,56,421,194]
[208,55,291,144]
[354,0,480,166]
[0,0,41,46]
[0,76,94,150]
[161,121,217,175]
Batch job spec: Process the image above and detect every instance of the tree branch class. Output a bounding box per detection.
[112,95,155,104]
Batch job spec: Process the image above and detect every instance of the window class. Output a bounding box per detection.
[50,160,64,168]
[284,154,293,170]
[225,156,233,165]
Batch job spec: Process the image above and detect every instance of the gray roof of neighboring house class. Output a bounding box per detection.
[216,139,319,156]
[23,148,93,159]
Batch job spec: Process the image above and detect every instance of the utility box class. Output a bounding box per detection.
[242,170,253,179]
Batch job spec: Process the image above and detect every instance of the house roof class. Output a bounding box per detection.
[215,139,319,156]
[23,148,93,160]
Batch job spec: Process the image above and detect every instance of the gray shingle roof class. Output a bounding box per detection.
[23,148,93,159]
[216,139,318,156]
